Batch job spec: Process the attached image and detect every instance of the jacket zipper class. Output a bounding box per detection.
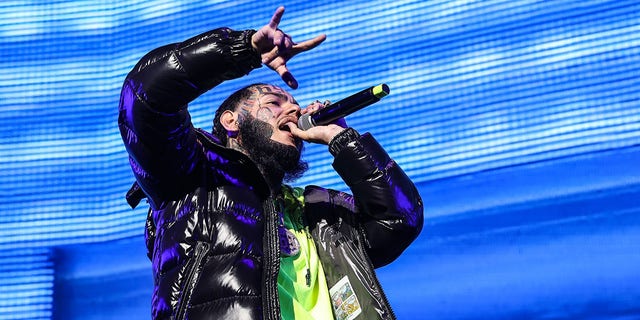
[357,232,397,320]
[175,241,209,320]
[262,198,281,320]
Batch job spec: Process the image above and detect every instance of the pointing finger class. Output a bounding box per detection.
[275,64,298,89]
[268,6,285,29]
[282,71,298,89]
[292,34,326,54]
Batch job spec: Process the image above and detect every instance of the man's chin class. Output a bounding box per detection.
[238,116,307,183]
[270,139,307,182]
[271,137,303,152]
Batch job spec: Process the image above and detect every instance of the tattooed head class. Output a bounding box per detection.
[213,83,307,183]
[213,83,265,146]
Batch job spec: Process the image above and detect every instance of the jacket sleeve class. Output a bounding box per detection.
[117,28,261,209]
[331,128,424,268]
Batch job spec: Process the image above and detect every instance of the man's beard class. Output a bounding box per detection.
[238,116,308,184]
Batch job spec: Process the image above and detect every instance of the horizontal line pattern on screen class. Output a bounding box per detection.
[0,0,638,264]
[0,249,53,320]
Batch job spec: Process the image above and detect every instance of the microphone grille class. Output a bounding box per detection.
[297,114,315,131]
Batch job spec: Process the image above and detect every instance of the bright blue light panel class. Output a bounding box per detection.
[0,249,53,320]
[0,0,639,318]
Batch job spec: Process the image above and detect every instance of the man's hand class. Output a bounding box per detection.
[251,6,326,89]
[285,100,347,145]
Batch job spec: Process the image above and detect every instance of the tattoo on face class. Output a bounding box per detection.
[239,99,255,117]
[253,86,281,122]
[237,85,296,125]
[236,88,258,123]
[256,106,274,122]
[256,85,293,102]
[255,85,278,96]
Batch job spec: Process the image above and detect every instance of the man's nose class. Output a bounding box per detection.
[284,103,301,116]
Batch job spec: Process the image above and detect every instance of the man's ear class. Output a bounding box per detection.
[220,110,239,136]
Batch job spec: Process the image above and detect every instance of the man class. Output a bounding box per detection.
[119,6,423,320]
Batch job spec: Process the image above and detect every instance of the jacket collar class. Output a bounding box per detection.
[194,128,271,198]
[125,128,272,209]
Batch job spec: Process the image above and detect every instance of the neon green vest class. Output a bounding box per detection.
[277,186,335,320]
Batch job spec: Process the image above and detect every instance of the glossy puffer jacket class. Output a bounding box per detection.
[118,27,423,320]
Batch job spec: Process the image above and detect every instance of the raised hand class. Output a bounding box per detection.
[251,6,326,89]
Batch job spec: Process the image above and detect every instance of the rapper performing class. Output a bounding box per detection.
[118,6,423,320]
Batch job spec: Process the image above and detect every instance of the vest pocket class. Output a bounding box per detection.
[174,241,210,320]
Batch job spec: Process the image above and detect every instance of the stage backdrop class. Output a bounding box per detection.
[0,0,639,319]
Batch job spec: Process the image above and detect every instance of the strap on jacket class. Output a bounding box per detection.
[126,182,146,209]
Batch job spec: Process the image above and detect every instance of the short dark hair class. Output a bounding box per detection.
[212,83,267,145]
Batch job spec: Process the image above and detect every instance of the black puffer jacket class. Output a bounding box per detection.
[118,27,423,320]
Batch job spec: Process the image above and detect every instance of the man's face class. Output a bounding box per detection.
[234,84,307,182]
[236,84,301,149]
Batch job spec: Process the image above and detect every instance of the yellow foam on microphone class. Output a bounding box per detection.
[372,84,390,99]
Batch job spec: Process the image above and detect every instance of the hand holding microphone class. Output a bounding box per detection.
[298,84,390,130]
[286,84,390,145]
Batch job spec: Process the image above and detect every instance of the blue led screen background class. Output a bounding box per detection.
[1,1,639,319]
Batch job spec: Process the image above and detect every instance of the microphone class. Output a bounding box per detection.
[297,84,390,130]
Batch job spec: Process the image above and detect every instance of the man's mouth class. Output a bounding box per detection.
[277,120,303,148]
[278,118,297,133]
[279,123,292,132]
